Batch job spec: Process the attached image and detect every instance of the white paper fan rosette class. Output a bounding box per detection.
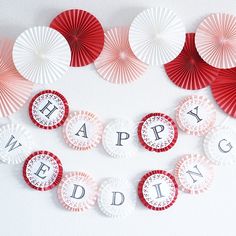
[129,7,186,65]
[0,123,35,164]
[13,26,71,84]
[102,119,137,158]
[97,178,136,218]
[204,126,236,165]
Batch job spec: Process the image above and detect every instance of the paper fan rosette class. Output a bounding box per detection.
[97,178,136,218]
[129,7,186,65]
[63,111,103,150]
[174,154,214,194]
[50,9,104,67]
[23,150,63,191]
[138,170,178,211]
[195,13,236,69]
[57,171,98,211]
[102,119,137,158]
[204,126,236,165]
[138,113,178,152]
[95,27,147,84]
[0,39,33,117]
[211,67,236,118]
[13,26,71,84]
[165,33,219,90]
[0,123,35,164]
[176,95,216,136]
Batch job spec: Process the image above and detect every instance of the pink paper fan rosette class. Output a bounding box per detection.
[195,13,236,69]
[211,67,236,118]
[57,171,98,211]
[0,39,33,117]
[174,154,214,194]
[63,111,103,150]
[94,27,148,84]
[176,95,216,136]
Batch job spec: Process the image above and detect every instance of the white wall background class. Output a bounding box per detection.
[0,0,236,235]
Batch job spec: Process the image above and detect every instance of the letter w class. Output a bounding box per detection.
[5,135,22,152]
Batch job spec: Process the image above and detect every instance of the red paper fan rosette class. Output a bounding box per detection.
[29,90,69,130]
[0,39,33,117]
[50,9,104,67]
[165,33,219,90]
[195,13,236,69]
[138,170,178,211]
[138,113,178,152]
[63,111,103,150]
[174,154,214,194]
[57,171,98,211]
[176,95,216,136]
[211,67,236,118]
[94,27,147,84]
[23,150,63,191]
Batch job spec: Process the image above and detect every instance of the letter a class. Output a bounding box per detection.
[75,123,88,138]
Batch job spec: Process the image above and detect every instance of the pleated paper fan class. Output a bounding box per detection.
[174,154,214,194]
[0,39,33,117]
[165,33,219,90]
[211,67,236,118]
[97,178,136,218]
[129,7,186,65]
[57,171,98,211]
[95,27,147,84]
[195,13,236,69]
[0,123,35,164]
[50,9,104,67]
[204,126,236,165]
[13,26,71,84]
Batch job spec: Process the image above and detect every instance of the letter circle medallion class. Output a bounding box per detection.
[29,90,69,129]
[0,123,35,164]
[174,154,214,194]
[97,178,137,217]
[23,150,63,191]
[176,95,216,136]
[138,170,178,211]
[57,172,98,211]
[138,113,178,152]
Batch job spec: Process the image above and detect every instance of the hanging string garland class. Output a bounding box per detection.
[0,7,236,217]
